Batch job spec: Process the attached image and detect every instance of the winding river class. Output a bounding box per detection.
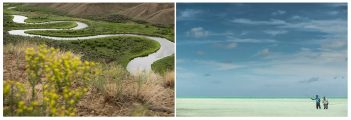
[8,15,174,75]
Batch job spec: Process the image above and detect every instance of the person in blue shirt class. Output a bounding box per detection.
[311,95,321,109]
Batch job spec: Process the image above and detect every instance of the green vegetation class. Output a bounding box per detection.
[4,4,174,42]
[3,15,77,31]
[152,55,175,75]
[86,13,132,23]
[46,36,161,67]
[4,34,160,67]
[25,22,174,42]
[3,3,174,71]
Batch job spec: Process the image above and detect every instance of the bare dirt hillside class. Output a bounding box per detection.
[119,3,174,25]
[25,3,174,25]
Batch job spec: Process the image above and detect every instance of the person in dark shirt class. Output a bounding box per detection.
[311,95,321,109]
[322,96,329,109]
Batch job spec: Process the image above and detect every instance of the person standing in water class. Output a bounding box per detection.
[322,96,329,109]
[311,95,321,109]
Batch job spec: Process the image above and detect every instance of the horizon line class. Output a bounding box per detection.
[177,96,348,98]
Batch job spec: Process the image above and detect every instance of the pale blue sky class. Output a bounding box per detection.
[176,3,347,97]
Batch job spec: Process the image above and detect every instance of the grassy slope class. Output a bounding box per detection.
[3,42,174,116]
[151,55,174,75]
[24,3,174,25]
[8,4,174,42]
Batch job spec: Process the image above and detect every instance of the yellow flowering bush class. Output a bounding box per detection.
[4,44,100,116]
[3,80,41,116]
[4,80,25,115]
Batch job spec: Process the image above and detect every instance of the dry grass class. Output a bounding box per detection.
[84,65,174,116]
[3,42,36,102]
[4,41,174,116]
[162,71,174,89]
[4,42,174,116]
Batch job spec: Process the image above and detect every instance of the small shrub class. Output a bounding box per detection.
[92,64,127,98]
[163,71,174,89]
[4,44,100,116]
[4,80,41,116]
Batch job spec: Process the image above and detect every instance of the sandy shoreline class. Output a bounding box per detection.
[176,98,347,117]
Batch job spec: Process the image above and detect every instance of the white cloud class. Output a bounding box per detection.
[280,19,347,35]
[272,10,286,16]
[187,27,209,38]
[232,18,347,50]
[178,38,277,45]
[299,77,320,84]
[214,42,237,49]
[195,50,205,55]
[195,60,242,71]
[257,48,271,57]
[176,66,197,79]
[321,40,346,49]
[318,50,347,63]
[226,42,237,49]
[300,47,311,52]
[177,59,185,64]
[228,37,277,43]
[283,19,347,52]
[232,18,346,36]
[264,30,288,36]
[326,3,347,8]
[240,31,249,36]
[251,48,347,77]
[178,9,202,21]
[290,15,305,20]
[179,37,275,46]
[231,18,287,25]
[283,19,347,51]
[178,59,243,71]
[252,63,344,77]
[208,31,234,36]
[267,47,346,64]
[327,11,339,15]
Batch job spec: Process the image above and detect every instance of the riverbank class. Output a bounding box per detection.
[4,6,174,75]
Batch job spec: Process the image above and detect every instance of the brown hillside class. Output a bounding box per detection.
[147,8,174,25]
[119,3,174,25]
[25,3,174,25]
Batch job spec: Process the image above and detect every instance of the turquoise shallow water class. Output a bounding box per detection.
[176,98,347,117]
